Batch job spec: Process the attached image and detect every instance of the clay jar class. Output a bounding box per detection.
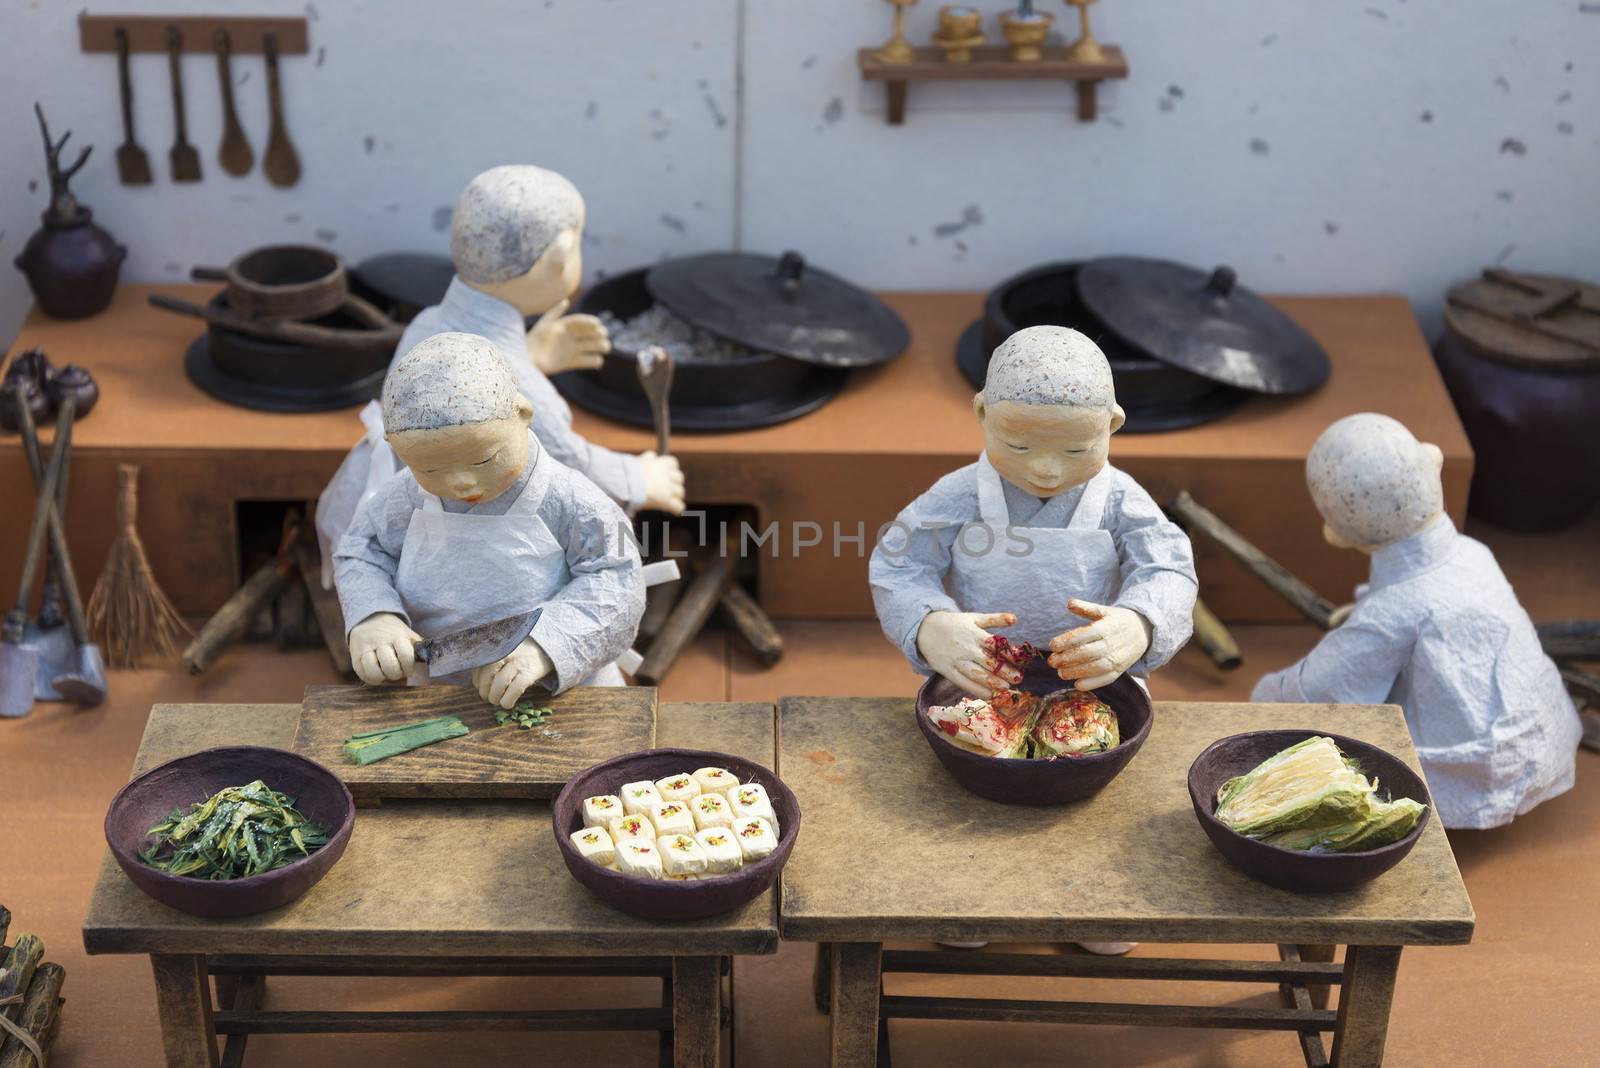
[15,208,126,319]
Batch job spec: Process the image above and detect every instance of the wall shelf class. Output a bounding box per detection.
[857,44,1128,124]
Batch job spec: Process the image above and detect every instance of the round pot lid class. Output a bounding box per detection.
[1075,257,1331,395]
[1443,268,1600,373]
[645,250,910,368]
[350,252,455,320]
[551,363,849,432]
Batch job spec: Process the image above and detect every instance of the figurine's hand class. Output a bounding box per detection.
[1328,602,1355,628]
[1048,599,1152,691]
[348,612,422,685]
[472,636,554,709]
[526,299,611,376]
[640,451,686,514]
[916,610,1023,698]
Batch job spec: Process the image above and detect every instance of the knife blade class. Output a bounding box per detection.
[413,609,538,678]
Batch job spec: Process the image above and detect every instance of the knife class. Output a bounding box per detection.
[414,609,539,678]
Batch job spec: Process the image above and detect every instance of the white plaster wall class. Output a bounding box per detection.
[2,0,1596,349]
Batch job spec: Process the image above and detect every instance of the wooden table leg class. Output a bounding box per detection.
[151,954,219,1068]
[1299,944,1338,1010]
[829,942,883,1068]
[673,956,721,1068]
[886,82,908,125]
[1330,945,1403,1068]
[814,943,833,1013]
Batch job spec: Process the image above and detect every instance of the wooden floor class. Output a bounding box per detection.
[2,513,1596,1067]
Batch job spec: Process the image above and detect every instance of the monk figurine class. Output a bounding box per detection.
[870,325,1198,697]
[334,332,645,707]
[317,164,685,577]
[1251,413,1581,829]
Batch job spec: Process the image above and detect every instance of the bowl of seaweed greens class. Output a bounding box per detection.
[105,746,355,918]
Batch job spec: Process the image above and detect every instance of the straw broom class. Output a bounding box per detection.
[86,463,191,667]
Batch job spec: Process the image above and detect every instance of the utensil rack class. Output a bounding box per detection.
[78,13,309,55]
[857,44,1128,124]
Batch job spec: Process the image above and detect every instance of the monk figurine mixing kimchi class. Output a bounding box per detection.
[1251,413,1581,829]
[870,325,1198,699]
[333,332,645,707]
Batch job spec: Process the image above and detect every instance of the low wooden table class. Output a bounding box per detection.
[778,698,1475,1068]
[82,700,779,1067]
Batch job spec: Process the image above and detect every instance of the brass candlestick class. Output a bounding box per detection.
[1063,0,1106,63]
[875,0,919,64]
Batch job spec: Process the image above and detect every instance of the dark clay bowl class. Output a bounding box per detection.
[104,746,355,919]
[914,667,1153,805]
[1187,730,1432,893]
[553,747,800,922]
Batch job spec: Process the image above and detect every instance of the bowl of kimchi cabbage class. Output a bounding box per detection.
[915,661,1153,805]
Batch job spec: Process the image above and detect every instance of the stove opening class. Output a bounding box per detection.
[233,498,321,649]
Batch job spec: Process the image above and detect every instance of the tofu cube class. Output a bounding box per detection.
[694,827,744,874]
[733,817,778,861]
[582,794,623,828]
[655,772,701,802]
[691,792,733,830]
[650,800,696,837]
[727,782,778,830]
[615,838,664,879]
[660,833,709,876]
[570,826,616,867]
[609,813,655,842]
[620,780,662,815]
[692,767,738,794]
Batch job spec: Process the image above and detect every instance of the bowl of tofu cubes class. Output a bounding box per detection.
[553,748,800,921]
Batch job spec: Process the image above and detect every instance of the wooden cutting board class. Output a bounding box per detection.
[292,684,657,800]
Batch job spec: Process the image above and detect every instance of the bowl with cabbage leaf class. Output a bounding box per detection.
[915,657,1152,805]
[1187,732,1431,893]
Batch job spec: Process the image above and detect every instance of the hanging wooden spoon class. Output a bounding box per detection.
[113,27,152,185]
[261,32,301,187]
[164,25,201,182]
[213,29,253,176]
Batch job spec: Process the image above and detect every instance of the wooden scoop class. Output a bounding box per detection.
[113,27,152,185]
[261,32,301,187]
[164,26,201,182]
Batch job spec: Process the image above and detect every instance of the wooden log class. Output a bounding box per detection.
[0,962,65,1068]
[1191,597,1242,671]
[1169,491,1337,629]
[181,557,296,674]
[638,561,684,648]
[1559,666,1600,708]
[273,572,308,650]
[0,907,10,947]
[292,542,353,677]
[719,582,784,666]
[1538,620,1600,662]
[636,552,735,686]
[0,935,44,1032]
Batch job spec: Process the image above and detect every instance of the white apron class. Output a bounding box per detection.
[316,401,400,589]
[394,449,624,688]
[950,456,1122,658]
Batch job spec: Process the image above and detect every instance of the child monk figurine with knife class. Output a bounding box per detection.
[334,332,645,707]
[870,325,1198,698]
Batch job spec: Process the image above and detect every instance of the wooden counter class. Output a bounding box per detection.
[1,285,1470,621]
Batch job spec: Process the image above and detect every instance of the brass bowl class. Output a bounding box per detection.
[999,11,1053,61]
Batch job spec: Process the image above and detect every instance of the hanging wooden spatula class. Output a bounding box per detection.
[164,25,201,182]
[113,27,152,185]
[262,32,301,187]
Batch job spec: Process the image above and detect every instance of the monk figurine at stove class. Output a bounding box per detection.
[870,325,1198,698]
[1252,413,1581,829]
[334,332,645,707]
[317,164,685,575]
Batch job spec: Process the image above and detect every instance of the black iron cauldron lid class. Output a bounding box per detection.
[1075,257,1331,396]
[350,252,456,321]
[645,250,910,368]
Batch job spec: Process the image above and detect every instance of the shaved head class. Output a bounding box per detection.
[1308,413,1444,546]
[383,332,520,433]
[983,326,1116,411]
[451,165,585,286]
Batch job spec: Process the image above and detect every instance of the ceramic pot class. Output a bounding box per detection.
[14,209,126,319]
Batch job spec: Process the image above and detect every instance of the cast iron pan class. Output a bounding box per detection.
[957,321,1250,433]
[914,664,1153,805]
[104,745,355,919]
[553,747,800,921]
[1187,730,1431,893]
[560,267,849,431]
